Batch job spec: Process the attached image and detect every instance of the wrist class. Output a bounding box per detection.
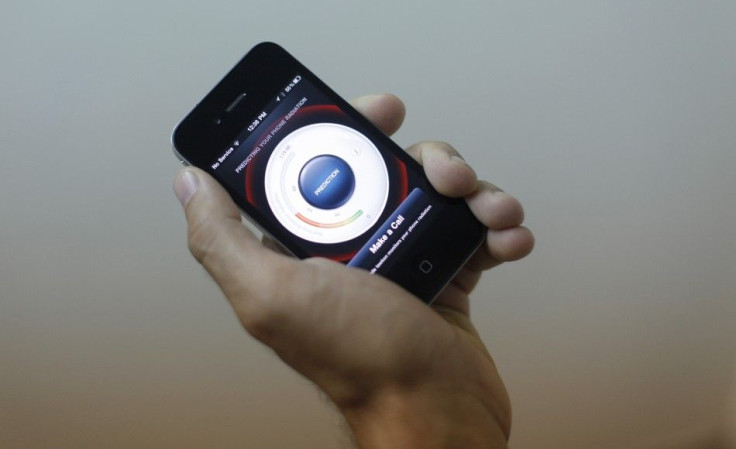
[340,387,510,449]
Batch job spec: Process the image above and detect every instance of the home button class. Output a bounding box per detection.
[418,259,433,274]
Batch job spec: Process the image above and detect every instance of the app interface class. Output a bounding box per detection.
[210,76,442,275]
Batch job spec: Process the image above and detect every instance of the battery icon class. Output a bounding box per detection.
[293,75,301,84]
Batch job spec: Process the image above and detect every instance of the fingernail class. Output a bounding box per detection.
[174,169,199,206]
[486,181,505,193]
[450,154,469,165]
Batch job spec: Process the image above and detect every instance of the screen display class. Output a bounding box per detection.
[207,75,444,275]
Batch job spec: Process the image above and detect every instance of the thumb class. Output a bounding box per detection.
[173,167,290,331]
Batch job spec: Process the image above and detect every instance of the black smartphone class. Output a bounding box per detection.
[172,42,484,303]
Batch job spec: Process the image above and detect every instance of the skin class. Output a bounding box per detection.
[174,93,535,449]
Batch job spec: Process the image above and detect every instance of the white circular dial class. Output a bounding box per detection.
[264,123,389,244]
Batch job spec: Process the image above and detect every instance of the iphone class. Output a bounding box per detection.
[172,42,484,302]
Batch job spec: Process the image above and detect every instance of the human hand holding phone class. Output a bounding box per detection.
[174,93,533,449]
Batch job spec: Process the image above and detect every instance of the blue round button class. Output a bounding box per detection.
[298,155,355,209]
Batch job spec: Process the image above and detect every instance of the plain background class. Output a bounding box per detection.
[1,1,735,448]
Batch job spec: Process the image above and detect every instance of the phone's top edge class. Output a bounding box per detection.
[250,41,284,52]
[169,41,293,166]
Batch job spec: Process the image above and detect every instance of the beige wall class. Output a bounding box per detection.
[1,2,735,448]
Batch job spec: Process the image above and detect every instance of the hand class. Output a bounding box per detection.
[173,93,534,449]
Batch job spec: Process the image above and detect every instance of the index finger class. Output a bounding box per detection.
[350,93,406,136]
